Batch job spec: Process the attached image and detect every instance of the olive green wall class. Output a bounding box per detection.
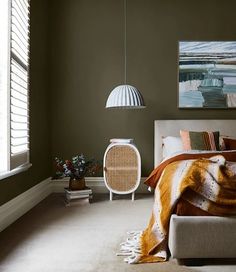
[0,0,51,205]
[2,0,236,206]
[49,0,236,176]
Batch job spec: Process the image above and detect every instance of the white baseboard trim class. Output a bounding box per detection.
[0,178,52,232]
[52,177,150,194]
[0,176,150,232]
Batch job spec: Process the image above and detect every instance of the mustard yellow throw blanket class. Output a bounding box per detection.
[118,155,236,264]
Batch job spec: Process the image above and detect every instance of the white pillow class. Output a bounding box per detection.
[162,136,184,158]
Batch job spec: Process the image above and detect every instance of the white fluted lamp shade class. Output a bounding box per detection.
[105,85,146,109]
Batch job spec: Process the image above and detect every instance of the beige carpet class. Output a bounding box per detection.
[0,193,235,272]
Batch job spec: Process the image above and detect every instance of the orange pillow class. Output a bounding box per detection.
[223,138,236,150]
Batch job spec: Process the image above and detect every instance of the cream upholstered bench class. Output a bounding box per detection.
[168,215,236,260]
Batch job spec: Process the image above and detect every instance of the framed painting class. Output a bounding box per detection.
[178,41,236,108]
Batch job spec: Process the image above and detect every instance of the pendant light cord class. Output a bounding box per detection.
[124,0,127,84]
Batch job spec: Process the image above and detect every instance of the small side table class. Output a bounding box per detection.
[103,139,141,201]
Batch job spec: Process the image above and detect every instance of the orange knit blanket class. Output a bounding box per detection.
[118,155,236,264]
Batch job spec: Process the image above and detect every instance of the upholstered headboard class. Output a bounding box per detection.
[154,120,236,167]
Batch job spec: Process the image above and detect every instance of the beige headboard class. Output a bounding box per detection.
[154,120,236,167]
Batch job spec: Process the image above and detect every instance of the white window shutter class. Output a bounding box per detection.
[10,0,30,170]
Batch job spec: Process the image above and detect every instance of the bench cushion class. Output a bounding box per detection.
[168,215,236,259]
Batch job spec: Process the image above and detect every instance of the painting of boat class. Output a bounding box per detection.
[178,41,236,108]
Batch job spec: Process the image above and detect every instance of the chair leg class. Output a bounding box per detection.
[110,191,113,201]
[132,192,135,201]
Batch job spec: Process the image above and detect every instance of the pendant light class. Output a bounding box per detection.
[105,0,146,109]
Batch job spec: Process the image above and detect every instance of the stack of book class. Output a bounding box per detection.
[64,187,92,207]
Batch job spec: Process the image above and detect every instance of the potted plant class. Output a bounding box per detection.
[54,154,101,190]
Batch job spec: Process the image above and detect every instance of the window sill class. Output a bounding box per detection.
[0,163,32,181]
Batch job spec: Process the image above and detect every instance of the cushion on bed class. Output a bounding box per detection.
[162,136,184,158]
[180,130,220,151]
[223,137,236,150]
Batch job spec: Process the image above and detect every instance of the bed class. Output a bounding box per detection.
[154,120,236,260]
[118,119,236,264]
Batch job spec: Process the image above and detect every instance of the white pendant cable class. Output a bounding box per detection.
[105,0,145,109]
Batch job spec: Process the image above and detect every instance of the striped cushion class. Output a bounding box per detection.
[180,130,220,151]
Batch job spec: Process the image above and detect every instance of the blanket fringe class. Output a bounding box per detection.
[116,231,142,264]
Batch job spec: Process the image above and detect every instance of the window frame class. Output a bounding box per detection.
[0,0,31,180]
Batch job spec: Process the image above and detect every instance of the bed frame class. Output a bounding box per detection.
[154,120,236,260]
